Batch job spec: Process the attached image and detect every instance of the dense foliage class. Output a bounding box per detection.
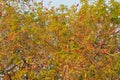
[0,0,120,80]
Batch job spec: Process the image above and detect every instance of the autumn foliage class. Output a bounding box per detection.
[0,0,120,80]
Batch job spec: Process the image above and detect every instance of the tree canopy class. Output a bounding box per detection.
[0,0,120,80]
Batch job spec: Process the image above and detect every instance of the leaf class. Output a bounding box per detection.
[7,32,15,41]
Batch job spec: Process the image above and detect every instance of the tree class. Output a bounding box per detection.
[0,0,120,80]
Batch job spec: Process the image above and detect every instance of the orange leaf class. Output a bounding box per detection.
[109,59,113,63]
[0,11,2,16]
[7,32,15,41]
